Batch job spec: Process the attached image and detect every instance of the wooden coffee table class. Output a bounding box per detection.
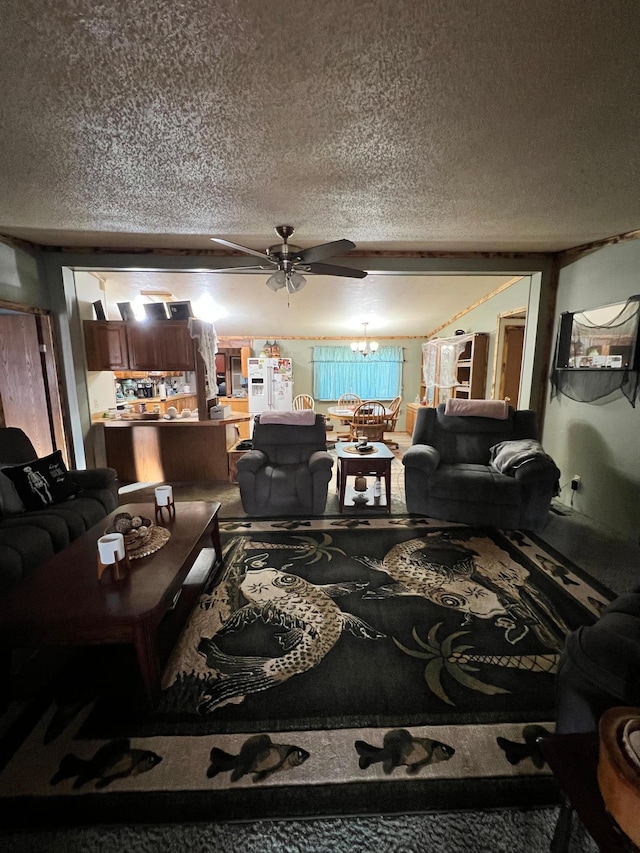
[336,441,394,513]
[0,501,222,705]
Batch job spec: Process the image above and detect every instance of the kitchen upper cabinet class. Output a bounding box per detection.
[83,321,129,371]
[127,321,195,370]
[84,320,196,371]
[126,323,158,369]
[160,322,196,370]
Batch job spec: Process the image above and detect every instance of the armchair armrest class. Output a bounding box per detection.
[308,450,333,474]
[514,456,561,484]
[70,467,118,490]
[236,449,268,473]
[402,444,441,475]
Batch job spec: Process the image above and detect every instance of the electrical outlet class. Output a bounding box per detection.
[571,475,581,491]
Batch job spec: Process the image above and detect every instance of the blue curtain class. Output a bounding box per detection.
[313,346,403,401]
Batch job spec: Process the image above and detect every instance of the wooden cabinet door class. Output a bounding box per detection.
[126,323,160,369]
[84,321,129,370]
[161,323,196,370]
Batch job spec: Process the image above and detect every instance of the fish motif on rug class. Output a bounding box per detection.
[207,734,310,782]
[197,563,385,712]
[50,738,162,789]
[496,724,552,768]
[355,529,570,649]
[355,729,455,775]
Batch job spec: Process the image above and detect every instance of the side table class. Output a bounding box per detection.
[336,441,394,514]
[227,440,250,484]
[540,732,639,852]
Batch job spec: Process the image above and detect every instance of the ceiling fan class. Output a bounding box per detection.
[210,225,367,294]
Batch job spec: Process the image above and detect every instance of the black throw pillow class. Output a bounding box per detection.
[2,450,80,510]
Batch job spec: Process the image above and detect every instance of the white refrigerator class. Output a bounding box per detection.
[247,357,294,415]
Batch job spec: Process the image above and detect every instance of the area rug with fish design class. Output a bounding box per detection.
[0,516,614,827]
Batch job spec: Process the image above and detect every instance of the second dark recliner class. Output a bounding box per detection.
[237,413,333,516]
[402,403,560,530]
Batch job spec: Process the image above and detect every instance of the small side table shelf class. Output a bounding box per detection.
[336,442,394,514]
[227,441,251,484]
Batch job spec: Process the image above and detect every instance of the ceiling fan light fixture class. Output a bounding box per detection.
[287,272,306,292]
[266,270,287,291]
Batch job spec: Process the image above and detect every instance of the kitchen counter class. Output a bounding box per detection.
[93,411,252,483]
[95,411,251,427]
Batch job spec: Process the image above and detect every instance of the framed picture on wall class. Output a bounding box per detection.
[92,300,106,321]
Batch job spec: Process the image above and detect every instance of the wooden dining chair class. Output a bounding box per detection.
[337,392,361,409]
[335,392,362,438]
[292,394,315,410]
[383,396,402,448]
[348,400,388,443]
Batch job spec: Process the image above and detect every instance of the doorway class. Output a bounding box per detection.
[492,309,526,406]
[0,304,68,462]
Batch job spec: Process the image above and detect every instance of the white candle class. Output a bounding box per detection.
[155,485,173,506]
[98,533,125,565]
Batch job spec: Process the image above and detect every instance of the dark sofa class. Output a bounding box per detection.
[402,403,560,529]
[0,427,119,595]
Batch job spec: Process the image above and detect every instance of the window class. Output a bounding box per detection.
[313,346,403,401]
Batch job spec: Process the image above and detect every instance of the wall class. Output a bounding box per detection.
[74,271,118,415]
[542,240,640,541]
[432,276,532,403]
[0,241,47,307]
[251,338,423,430]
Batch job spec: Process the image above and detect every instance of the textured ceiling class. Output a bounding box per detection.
[1,0,639,255]
[92,270,521,338]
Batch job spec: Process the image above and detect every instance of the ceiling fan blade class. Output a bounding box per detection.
[204,264,274,273]
[304,262,368,279]
[297,239,356,264]
[210,238,269,261]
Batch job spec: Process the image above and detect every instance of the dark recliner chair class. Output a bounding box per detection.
[237,414,334,516]
[402,403,560,529]
[555,588,640,734]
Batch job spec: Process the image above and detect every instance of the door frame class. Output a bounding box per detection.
[0,299,69,464]
[490,307,527,406]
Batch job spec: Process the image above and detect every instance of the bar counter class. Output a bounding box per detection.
[93,411,252,483]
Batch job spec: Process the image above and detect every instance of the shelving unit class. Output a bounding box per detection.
[419,333,489,408]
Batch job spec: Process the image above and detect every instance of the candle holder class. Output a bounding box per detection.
[154,485,175,523]
[97,552,131,581]
[97,533,130,581]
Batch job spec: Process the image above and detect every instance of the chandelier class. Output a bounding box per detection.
[351,322,379,357]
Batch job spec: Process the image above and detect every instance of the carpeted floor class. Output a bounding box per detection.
[0,807,598,852]
[0,518,611,832]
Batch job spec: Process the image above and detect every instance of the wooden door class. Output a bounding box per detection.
[500,324,525,404]
[0,313,54,457]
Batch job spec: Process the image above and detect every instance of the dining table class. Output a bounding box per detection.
[327,403,394,443]
[326,404,393,421]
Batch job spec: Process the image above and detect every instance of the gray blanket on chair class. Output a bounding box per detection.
[489,438,553,475]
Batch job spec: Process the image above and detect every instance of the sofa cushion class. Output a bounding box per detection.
[2,450,80,511]
[0,525,56,594]
[0,468,25,516]
[429,464,521,506]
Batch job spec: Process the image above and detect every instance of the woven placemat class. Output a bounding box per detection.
[127,525,171,559]
[343,445,376,455]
